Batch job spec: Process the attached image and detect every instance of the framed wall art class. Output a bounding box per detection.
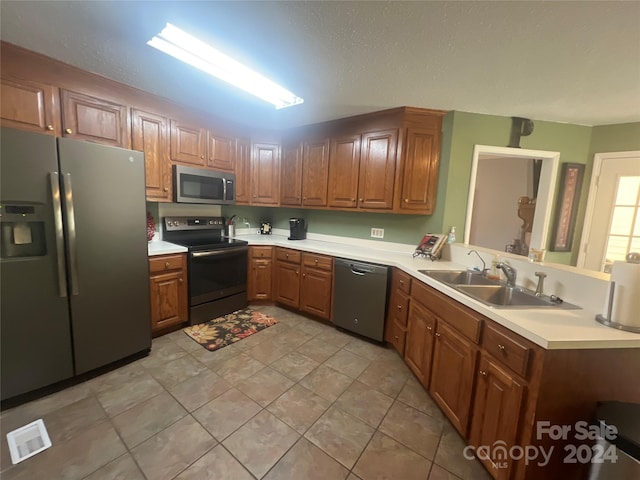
[550,163,585,252]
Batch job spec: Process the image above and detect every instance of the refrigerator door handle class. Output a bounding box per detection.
[62,173,80,296]
[50,172,68,298]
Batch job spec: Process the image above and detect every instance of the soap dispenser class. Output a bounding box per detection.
[487,255,501,281]
[447,226,457,244]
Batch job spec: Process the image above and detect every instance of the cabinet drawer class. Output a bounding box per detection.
[149,254,185,273]
[275,247,301,263]
[411,280,482,343]
[385,318,406,356]
[251,246,273,259]
[392,269,412,295]
[387,290,410,327]
[482,324,531,377]
[302,252,333,271]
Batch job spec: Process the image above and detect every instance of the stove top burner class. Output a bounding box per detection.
[162,215,248,251]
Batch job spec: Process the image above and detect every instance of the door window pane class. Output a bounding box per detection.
[609,206,634,235]
[614,176,640,205]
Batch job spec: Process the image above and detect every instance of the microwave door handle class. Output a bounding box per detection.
[62,173,80,296]
[50,172,68,297]
[223,178,227,201]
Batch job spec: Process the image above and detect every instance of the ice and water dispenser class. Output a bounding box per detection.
[0,205,47,258]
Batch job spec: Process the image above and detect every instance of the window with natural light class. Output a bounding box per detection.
[603,176,640,271]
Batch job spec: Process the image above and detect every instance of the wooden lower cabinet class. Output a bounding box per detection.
[403,301,436,387]
[274,257,301,308]
[429,320,478,436]
[148,254,188,336]
[300,259,333,320]
[248,247,273,301]
[470,353,525,479]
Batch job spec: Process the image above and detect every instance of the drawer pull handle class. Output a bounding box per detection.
[498,344,506,352]
[480,370,487,376]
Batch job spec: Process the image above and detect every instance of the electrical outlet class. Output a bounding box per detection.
[371,228,384,239]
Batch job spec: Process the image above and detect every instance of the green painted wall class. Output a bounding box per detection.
[589,123,640,154]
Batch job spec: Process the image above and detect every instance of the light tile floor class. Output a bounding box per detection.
[0,306,492,480]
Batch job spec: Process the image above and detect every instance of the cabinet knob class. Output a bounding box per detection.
[480,370,487,376]
[286,254,289,258]
[253,195,257,198]
[498,344,506,352]
[163,187,169,192]
[303,197,307,201]
[296,270,299,275]
[351,198,356,202]
[46,125,54,131]
[314,259,318,264]
[200,155,204,159]
[65,128,73,134]
[404,198,409,203]
[165,262,170,268]
[359,198,363,202]
[435,332,441,337]
[399,280,405,285]
[179,278,183,283]
[426,326,433,331]
[394,335,399,340]
[302,273,306,278]
[396,304,402,310]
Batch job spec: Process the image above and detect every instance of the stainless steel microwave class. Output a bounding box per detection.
[173,165,235,205]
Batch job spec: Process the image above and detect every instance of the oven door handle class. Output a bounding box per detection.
[191,246,248,258]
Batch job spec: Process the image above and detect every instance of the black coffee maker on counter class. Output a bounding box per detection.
[288,218,307,240]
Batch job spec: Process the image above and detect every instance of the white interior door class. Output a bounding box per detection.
[578,151,640,272]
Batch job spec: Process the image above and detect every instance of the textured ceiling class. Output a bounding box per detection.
[1,1,639,129]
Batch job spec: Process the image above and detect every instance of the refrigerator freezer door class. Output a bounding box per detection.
[0,128,74,400]
[57,138,151,374]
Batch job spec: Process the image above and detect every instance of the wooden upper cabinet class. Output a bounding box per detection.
[132,109,171,202]
[235,139,251,205]
[1,77,60,135]
[170,119,206,166]
[358,129,398,210]
[400,127,441,214]
[280,142,303,205]
[207,132,235,171]
[251,143,280,205]
[61,89,130,148]
[301,138,330,206]
[328,134,361,208]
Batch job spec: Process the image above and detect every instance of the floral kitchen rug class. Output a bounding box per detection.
[184,308,278,351]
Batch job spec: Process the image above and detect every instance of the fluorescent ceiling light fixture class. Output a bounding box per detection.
[147,23,303,109]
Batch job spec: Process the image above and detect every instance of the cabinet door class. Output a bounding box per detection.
[328,134,361,208]
[470,354,525,478]
[149,270,188,333]
[235,139,251,205]
[170,119,206,166]
[400,128,440,213]
[61,89,130,147]
[132,109,171,202]
[208,132,235,171]
[384,318,407,356]
[404,301,436,388]
[248,258,272,300]
[1,77,60,135]
[274,261,301,308]
[300,265,333,320]
[280,142,303,205]
[358,129,397,209]
[251,143,280,205]
[430,321,478,436]
[301,138,330,206]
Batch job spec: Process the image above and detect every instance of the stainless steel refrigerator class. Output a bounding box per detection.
[1,127,151,401]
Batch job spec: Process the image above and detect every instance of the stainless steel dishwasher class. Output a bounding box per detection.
[333,258,389,341]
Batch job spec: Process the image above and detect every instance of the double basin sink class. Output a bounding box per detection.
[418,270,579,309]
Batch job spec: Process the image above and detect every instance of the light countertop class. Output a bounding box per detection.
[147,240,188,256]
[151,233,640,350]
